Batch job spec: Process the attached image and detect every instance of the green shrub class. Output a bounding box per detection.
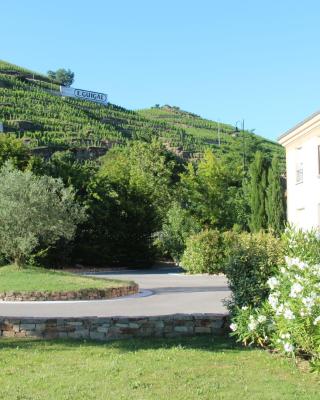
[157,202,201,262]
[180,229,225,274]
[224,231,284,311]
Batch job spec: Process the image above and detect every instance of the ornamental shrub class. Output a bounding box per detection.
[180,229,225,274]
[224,231,284,311]
[230,227,320,371]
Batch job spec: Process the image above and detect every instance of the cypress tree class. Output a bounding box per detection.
[266,156,286,235]
[248,151,268,232]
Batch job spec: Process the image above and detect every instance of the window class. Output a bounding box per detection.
[296,147,303,184]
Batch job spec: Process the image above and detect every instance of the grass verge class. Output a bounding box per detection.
[0,264,133,293]
[0,336,319,400]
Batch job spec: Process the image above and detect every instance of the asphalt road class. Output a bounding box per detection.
[0,267,230,318]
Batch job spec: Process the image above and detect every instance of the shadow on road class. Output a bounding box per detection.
[151,286,229,294]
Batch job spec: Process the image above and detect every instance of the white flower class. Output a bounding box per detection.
[257,315,267,323]
[241,306,248,310]
[275,303,284,316]
[268,292,280,310]
[283,308,295,320]
[230,323,238,332]
[248,319,258,331]
[313,316,320,326]
[302,297,315,309]
[289,282,303,298]
[312,265,320,277]
[283,342,294,353]
[267,277,279,290]
[297,260,309,270]
[280,267,287,274]
[285,256,308,270]
[280,333,290,339]
[285,256,297,268]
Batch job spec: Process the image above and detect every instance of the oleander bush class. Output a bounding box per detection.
[229,227,320,371]
[180,229,225,274]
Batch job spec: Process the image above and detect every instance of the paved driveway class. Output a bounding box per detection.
[0,267,230,318]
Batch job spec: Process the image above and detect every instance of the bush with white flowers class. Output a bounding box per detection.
[230,227,320,371]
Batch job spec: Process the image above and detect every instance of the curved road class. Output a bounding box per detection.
[0,267,230,318]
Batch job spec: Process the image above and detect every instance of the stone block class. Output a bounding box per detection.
[97,326,109,333]
[68,321,84,326]
[89,331,106,341]
[128,323,140,329]
[14,331,27,338]
[2,331,16,337]
[115,323,129,328]
[195,327,211,334]
[174,326,189,333]
[0,322,13,331]
[20,323,36,331]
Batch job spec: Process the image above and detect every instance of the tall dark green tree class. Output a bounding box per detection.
[247,151,268,232]
[266,156,286,235]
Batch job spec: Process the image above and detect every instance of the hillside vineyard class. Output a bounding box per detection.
[0,60,283,162]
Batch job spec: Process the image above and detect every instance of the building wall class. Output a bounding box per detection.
[285,126,320,230]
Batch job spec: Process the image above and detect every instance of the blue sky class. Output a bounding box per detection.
[2,1,320,140]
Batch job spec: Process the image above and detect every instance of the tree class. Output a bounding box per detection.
[47,68,74,86]
[179,150,243,229]
[99,140,175,221]
[32,150,97,196]
[266,156,286,234]
[0,135,30,169]
[74,141,176,266]
[0,163,85,266]
[75,175,158,266]
[247,151,269,232]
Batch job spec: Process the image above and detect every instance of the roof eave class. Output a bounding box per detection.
[278,110,320,146]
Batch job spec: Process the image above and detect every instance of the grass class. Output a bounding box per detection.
[0,265,133,293]
[0,336,318,399]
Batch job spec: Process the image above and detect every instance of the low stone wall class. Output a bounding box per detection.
[0,284,139,302]
[0,314,229,341]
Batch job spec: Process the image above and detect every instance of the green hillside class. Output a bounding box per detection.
[138,105,284,164]
[0,60,284,163]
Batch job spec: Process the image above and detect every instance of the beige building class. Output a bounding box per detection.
[279,111,320,230]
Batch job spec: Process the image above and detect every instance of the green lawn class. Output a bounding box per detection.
[0,265,133,293]
[0,336,318,400]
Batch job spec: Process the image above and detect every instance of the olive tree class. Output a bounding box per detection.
[0,163,86,266]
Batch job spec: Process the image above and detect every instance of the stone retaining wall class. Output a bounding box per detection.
[0,314,229,341]
[0,284,139,302]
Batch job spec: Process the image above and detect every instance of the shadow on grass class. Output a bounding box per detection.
[0,334,253,355]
